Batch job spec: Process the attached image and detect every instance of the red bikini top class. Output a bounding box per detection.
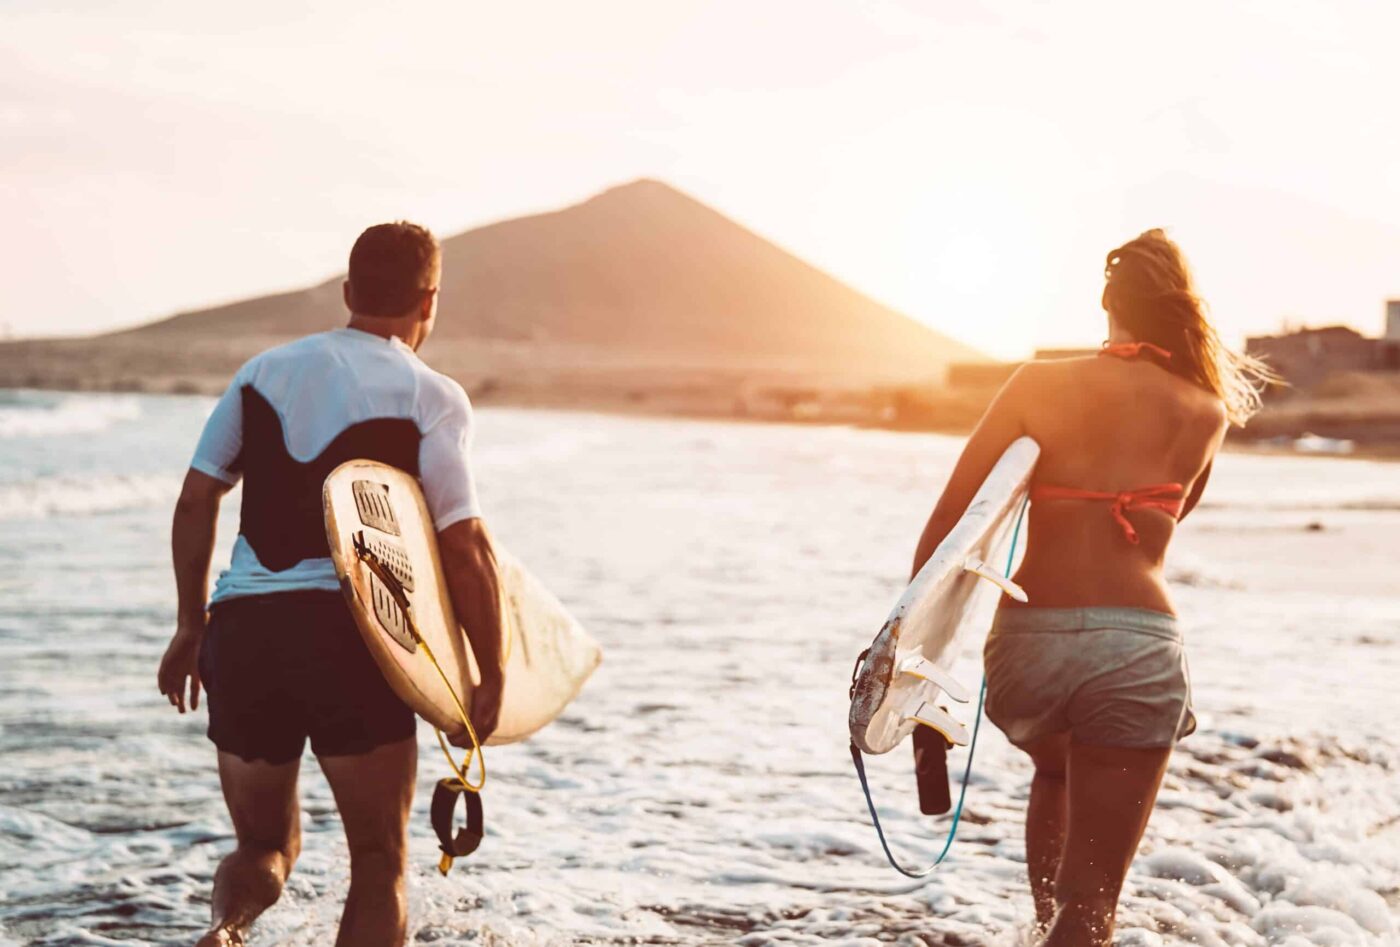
[1029,341,1184,544]
[1099,341,1172,363]
[1029,482,1185,544]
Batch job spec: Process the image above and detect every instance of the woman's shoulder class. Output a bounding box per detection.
[990,358,1084,410]
[1016,354,1226,424]
[1010,355,1098,390]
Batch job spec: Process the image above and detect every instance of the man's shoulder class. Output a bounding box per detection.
[401,360,473,432]
[271,330,344,359]
[239,331,335,374]
[414,364,471,412]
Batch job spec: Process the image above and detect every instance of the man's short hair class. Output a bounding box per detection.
[346,222,441,317]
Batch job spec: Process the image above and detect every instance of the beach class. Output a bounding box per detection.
[1,390,1397,946]
[4,334,1398,454]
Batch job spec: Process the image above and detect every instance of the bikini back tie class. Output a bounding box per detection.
[1029,483,1185,544]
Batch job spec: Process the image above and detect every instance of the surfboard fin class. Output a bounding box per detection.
[897,655,971,703]
[962,557,1028,602]
[906,700,970,747]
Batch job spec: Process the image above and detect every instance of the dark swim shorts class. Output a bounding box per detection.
[200,591,416,764]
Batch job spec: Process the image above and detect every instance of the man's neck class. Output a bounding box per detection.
[347,314,415,347]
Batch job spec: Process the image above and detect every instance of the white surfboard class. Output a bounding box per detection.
[849,437,1039,755]
[323,460,601,746]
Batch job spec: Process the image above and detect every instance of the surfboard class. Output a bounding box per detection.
[849,436,1039,756]
[323,460,601,746]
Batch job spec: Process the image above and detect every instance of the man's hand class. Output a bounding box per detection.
[164,469,230,714]
[157,625,204,713]
[455,669,503,746]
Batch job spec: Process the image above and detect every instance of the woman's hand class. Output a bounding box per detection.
[157,624,204,713]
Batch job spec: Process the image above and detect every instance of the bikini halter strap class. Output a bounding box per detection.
[1099,341,1172,362]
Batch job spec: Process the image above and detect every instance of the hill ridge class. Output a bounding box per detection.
[124,178,983,378]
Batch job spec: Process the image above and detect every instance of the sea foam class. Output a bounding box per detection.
[0,392,143,439]
[0,474,181,520]
[1,399,1398,945]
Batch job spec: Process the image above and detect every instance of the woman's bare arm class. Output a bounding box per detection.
[1179,460,1213,523]
[910,367,1033,579]
[1180,414,1228,523]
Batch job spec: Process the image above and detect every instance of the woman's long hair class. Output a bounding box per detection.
[1103,229,1275,425]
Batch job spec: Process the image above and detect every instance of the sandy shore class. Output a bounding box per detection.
[4,335,1399,458]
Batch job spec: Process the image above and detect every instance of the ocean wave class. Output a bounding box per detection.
[0,474,181,520]
[0,392,143,439]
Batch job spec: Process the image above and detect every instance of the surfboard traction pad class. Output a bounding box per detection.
[848,437,1039,756]
[325,460,603,747]
[357,542,417,654]
[352,479,402,536]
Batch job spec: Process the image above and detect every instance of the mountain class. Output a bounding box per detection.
[127,179,982,377]
[0,180,989,427]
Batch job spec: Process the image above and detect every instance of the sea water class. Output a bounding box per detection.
[0,389,1396,946]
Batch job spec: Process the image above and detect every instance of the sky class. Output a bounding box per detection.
[2,0,1398,359]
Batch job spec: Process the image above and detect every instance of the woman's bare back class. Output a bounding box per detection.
[1010,354,1228,612]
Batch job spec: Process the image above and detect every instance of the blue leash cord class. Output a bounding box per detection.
[849,494,1029,878]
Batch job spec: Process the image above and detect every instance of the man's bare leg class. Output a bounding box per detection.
[318,737,418,947]
[197,752,302,946]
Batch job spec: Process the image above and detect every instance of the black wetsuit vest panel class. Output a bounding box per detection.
[236,386,422,572]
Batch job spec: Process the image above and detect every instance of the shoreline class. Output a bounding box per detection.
[7,378,1400,462]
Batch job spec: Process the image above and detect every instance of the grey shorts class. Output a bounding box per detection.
[984,607,1196,749]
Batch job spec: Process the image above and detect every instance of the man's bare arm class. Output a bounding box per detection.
[438,518,506,741]
[157,469,231,712]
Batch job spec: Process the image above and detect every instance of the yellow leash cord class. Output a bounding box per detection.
[413,625,489,875]
[351,542,487,792]
[414,628,486,793]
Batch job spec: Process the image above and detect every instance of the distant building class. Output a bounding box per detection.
[1247,316,1400,389]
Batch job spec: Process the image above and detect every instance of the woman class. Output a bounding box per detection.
[909,230,1272,945]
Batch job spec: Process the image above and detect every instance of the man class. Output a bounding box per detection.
[156,222,505,947]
